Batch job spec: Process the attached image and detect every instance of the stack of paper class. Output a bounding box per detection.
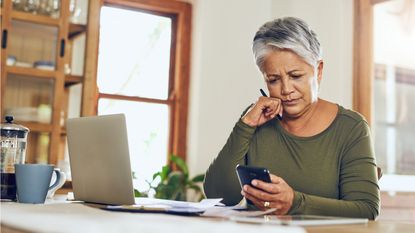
[105,197,275,218]
[105,197,224,214]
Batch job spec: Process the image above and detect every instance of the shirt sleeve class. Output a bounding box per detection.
[288,120,380,220]
[203,119,256,205]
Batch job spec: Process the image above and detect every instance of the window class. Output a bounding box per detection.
[354,0,415,192]
[94,0,191,191]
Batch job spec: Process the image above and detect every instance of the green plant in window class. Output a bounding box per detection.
[134,154,205,201]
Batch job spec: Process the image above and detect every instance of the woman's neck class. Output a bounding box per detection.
[281,99,321,136]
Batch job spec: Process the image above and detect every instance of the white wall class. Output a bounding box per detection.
[187,0,272,175]
[187,0,354,176]
[271,0,353,109]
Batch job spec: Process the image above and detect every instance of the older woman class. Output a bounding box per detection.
[203,17,380,220]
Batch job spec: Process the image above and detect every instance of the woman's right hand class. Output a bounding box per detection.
[242,96,282,127]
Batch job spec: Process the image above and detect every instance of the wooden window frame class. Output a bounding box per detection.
[353,0,390,125]
[353,0,373,125]
[82,0,191,161]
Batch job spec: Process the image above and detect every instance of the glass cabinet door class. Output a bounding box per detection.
[26,132,51,164]
[8,20,58,70]
[12,0,61,18]
[4,74,54,124]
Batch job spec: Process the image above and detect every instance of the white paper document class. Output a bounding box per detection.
[134,197,224,209]
[105,198,276,218]
[105,197,224,214]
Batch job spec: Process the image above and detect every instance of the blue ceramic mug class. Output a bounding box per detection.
[15,164,62,204]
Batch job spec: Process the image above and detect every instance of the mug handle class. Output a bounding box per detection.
[47,169,67,199]
[49,169,65,190]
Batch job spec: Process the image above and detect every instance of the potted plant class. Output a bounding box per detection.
[135,155,205,201]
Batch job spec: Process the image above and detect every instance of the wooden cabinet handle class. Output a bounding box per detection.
[1,30,7,49]
[60,39,65,57]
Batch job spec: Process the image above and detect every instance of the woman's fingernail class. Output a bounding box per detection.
[252,180,257,186]
[244,185,248,191]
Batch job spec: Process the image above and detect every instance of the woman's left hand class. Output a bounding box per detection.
[241,174,294,215]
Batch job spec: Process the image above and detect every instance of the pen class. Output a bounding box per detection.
[260,88,267,97]
[260,89,282,120]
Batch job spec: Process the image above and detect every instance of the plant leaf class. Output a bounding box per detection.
[152,172,161,180]
[134,189,147,197]
[187,183,202,193]
[160,165,171,181]
[155,183,174,199]
[191,174,205,183]
[168,171,185,187]
[171,154,188,177]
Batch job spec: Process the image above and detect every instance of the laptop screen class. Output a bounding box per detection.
[66,114,135,205]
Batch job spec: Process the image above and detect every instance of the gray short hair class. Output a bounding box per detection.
[253,17,322,71]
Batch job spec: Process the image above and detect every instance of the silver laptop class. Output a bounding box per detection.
[66,114,135,205]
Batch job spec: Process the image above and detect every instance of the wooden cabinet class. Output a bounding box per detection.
[0,0,91,166]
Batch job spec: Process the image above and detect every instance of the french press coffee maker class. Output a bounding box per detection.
[1,116,29,200]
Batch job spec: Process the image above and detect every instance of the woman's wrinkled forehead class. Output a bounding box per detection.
[262,49,315,73]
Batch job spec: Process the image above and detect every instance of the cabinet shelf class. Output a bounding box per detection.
[11,11,60,26]
[6,66,57,79]
[69,23,87,39]
[65,74,83,86]
[15,121,53,132]
[9,11,86,39]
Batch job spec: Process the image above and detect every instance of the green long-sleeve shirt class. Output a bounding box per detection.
[204,105,380,220]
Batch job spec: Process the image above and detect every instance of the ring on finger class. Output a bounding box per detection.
[264,201,270,208]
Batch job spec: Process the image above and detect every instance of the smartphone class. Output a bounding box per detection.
[236,164,271,187]
[236,164,271,186]
[236,165,271,204]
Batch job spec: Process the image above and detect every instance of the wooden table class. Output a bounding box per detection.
[2,218,413,233]
[1,200,414,233]
[306,221,414,233]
